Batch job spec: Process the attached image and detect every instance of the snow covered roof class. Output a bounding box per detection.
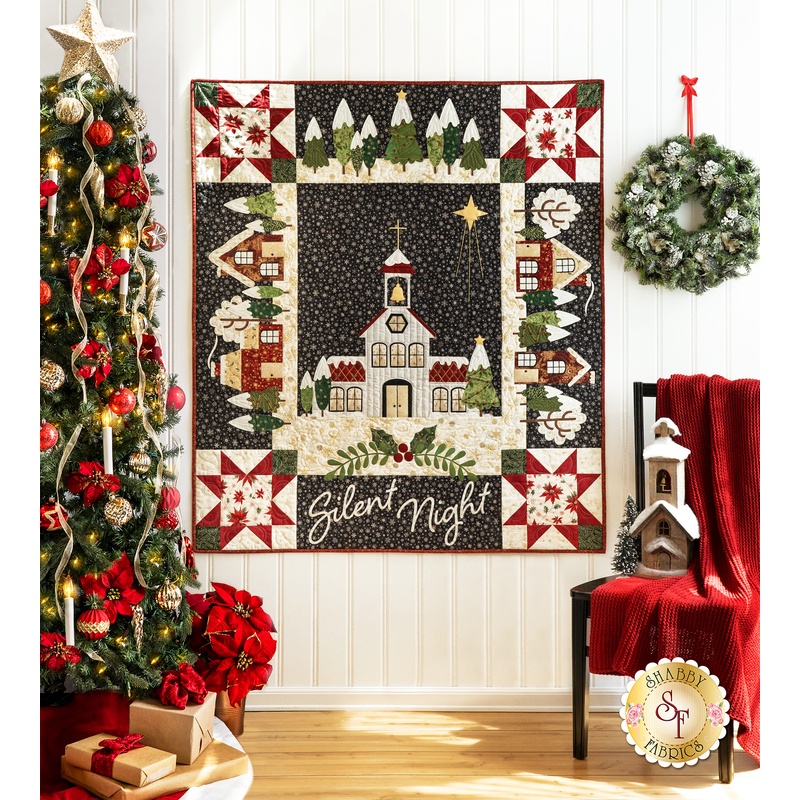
[441,98,459,127]
[429,359,468,383]
[642,435,691,462]
[426,112,442,138]
[380,248,416,274]
[328,359,366,383]
[463,118,480,143]
[630,500,700,541]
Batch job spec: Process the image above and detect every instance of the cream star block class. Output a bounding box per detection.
[219,82,269,107]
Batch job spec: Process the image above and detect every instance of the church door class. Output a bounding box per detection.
[383,380,411,417]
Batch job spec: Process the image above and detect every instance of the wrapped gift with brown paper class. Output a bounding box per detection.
[64,733,176,788]
[61,739,249,800]
[129,691,215,765]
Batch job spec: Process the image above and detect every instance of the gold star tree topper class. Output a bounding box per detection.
[47,0,133,86]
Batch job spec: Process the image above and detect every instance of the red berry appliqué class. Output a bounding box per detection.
[398,443,408,453]
[403,451,414,462]
[392,452,403,463]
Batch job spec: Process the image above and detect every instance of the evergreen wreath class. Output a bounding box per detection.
[606,134,759,294]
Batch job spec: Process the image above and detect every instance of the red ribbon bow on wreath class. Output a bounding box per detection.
[90,734,145,777]
[680,75,698,148]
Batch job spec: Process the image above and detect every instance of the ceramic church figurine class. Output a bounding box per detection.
[630,417,699,578]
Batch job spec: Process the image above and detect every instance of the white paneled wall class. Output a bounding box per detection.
[40,0,759,711]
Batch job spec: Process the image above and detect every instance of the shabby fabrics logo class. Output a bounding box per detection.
[621,658,729,768]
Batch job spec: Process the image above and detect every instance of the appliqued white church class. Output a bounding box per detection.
[305,241,488,418]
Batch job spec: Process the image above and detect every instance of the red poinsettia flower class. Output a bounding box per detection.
[540,483,563,504]
[186,591,212,655]
[206,582,277,635]
[72,340,112,386]
[233,490,245,504]
[542,111,554,124]
[536,128,558,153]
[41,632,81,671]
[40,179,58,208]
[562,143,574,158]
[203,625,276,707]
[222,113,244,132]
[129,333,164,369]
[564,492,580,514]
[564,109,573,119]
[228,507,249,526]
[106,163,149,208]
[84,244,130,294]
[80,553,145,624]
[67,461,120,506]
[245,125,268,146]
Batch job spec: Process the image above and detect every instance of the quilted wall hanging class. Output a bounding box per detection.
[191,80,605,553]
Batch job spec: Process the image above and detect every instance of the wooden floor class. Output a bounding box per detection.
[237,710,761,799]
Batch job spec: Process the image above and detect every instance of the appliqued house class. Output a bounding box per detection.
[312,246,479,418]
[208,222,285,286]
[513,347,594,386]
[630,417,699,577]
[212,320,283,394]
[515,237,590,294]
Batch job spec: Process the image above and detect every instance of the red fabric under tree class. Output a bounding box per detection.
[588,374,760,762]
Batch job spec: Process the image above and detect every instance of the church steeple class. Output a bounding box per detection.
[380,220,416,308]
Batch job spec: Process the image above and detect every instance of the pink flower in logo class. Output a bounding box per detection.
[626,703,643,728]
[706,703,724,727]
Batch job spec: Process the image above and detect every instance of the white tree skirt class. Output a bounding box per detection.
[182,717,253,800]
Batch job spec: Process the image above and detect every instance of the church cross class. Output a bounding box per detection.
[389,219,406,250]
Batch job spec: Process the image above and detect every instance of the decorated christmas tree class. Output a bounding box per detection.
[384,90,423,170]
[40,1,197,700]
[303,116,329,173]
[610,494,642,575]
[462,336,500,415]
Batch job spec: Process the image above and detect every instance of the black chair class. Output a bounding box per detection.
[570,382,734,783]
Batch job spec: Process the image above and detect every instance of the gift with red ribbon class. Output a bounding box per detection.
[155,663,208,710]
[64,732,176,787]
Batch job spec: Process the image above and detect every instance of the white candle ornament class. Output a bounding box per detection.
[102,406,114,474]
[63,576,76,647]
[46,149,61,235]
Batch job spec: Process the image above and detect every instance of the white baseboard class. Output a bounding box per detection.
[244,686,623,713]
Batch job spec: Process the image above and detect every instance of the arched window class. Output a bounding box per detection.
[451,387,466,412]
[372,343,387,368]
[517,352,537,368]
[656,469,672,493]
[259,328,280,344]
[657,520,670,538]
[432,388,448,413]
[390,343,405,368]
[234,250,253,265]
[346,387,362,412]
[555,258,575,273]
[259,261,279,277]
[518,259,539,291]
[409,343,424,368]
[330,387,344,412]
[546,359,566,374]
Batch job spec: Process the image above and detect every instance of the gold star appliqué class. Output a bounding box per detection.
[47,0,133,86]
[454,195,488,230]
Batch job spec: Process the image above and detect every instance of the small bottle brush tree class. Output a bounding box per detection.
[40,60,197,697]
[610,495,642,575]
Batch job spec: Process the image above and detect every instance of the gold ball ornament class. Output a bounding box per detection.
[104,494,133,526]
[41,359,66,391]
[56,96,84,125]
[155,580,181,612]
[128,450,151,475]
[131,106,147,132]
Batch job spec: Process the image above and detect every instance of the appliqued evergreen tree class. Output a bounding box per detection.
[441,98,460,174]
[303,116,329,173]
[426,111,444,173]
[350,131,364,176]
[332,98,354,174]
[314,357,331,417]
[460,118,486,175]
[384,90,423,171]
[462,337,500,416]
[360,115,379,176]
[611,494,642,575]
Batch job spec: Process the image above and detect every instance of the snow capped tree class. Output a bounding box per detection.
[300,371,314,416]
[441,98,460,174]
[313,357,331,416]
[360,115,378,176]
[303,116,328,173]
[350,131,364,176]
[460,117,486,175]
[426,111,444,173]
[332,98,354,173]
[463,336,499,415]
[611,495,642,575]
[384,90,423,171]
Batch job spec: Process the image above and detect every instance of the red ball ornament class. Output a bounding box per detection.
[166,385,185,412]
[77,607,110,640]
[154,509,179,530]
[40,280,52,306]
[41,501,65,530]
[108,386,136,415]
[40,421,59,451]
[159,486,181,510]
[86,120,113,148]
[143,140,157,164]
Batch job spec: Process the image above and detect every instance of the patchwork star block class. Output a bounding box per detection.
[502,448,603,550]
[195,449,296,550]
[501,83,601,183]
[193,82,296,183]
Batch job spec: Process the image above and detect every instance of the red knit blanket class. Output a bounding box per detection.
[589,374,760,762]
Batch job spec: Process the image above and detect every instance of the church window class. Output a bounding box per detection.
[657,520,670,537]
[259,328,280,344]
[409,343,424,367]
[433,388,448,412]
[556,258,575,273]
[347,387,362,412]
[259,261,279,277]
[546,359,566,374]
[451,387,466,412]
[387,313,408,334]
[372,343,387,367]
[390,343,405,368]
[657,469,672,493]
[234,250,253,265]
[330,387,344,412]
